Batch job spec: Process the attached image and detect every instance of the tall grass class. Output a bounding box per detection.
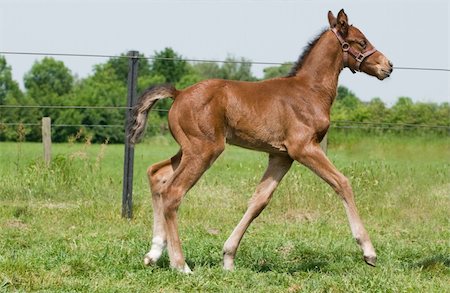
[0,132,449,292]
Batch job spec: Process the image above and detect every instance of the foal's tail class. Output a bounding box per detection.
[128,84,178,144]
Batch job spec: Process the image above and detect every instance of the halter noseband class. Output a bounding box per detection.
[331,27,377,74]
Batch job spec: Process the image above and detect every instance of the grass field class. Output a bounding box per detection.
[1,133,449,292]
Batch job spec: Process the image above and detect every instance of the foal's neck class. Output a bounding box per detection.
[294,30,343,107]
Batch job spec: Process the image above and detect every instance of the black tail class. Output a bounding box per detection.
[128,84,177,144]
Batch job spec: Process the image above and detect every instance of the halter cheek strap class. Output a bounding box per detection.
[331,28,377,74]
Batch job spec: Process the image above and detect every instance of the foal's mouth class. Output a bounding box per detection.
[378,67,393,80]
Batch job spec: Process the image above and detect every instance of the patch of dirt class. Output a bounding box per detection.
[288,284,303,293]
[429,183,450,198]
[277,241,295,256]
[4,219,28,230]
[206,228,220,235]
[40,202,79,209]
[283,209,319,223]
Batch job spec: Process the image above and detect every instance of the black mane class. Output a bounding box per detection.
[287,29,328,77]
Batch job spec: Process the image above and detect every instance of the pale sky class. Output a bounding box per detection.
[1,0,449,105]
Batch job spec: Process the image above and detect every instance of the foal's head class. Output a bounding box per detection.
[328,9,393,80]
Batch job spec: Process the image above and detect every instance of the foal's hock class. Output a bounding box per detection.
[129,9,393,273]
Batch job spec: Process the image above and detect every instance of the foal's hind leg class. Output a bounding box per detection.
[223,154,292,270]
[144,152,181,266]
[288,142,377,266]
[162,144,224,272]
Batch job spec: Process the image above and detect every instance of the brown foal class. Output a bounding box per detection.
[129,9,393,273]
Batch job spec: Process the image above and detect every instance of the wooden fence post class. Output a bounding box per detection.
[42,117,52,166]
[122,51,139,219]
[320,132,328,154]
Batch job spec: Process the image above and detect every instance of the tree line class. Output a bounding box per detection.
[0,48,448,143]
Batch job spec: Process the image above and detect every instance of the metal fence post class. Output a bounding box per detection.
[122,50,139,219]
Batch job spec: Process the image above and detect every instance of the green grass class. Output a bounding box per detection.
[1,134,449,292]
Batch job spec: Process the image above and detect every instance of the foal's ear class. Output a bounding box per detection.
[336,9,349,36]
[328,11,337,27]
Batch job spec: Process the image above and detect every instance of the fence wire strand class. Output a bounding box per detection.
[0,50,449,72]
[1,120,449,130]
[0,105,169,112]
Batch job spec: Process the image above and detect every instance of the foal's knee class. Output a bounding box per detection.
[333,175,353,198]
[338,175,351,192]
[249,194,271,212]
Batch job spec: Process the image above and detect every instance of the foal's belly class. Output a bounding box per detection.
[225,127,287,154]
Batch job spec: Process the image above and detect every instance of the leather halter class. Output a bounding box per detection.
[331,27,377,74]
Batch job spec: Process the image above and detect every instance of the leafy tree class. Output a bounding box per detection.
[22,58,74,140]
[366,97,389,122]
[412,102,438,125]
[61,62,127,143]
[219,55,256,81]
[176,74,202,90]
[263,63,292,79]
[0,56,22,105]
[389,97,414,123]
[332,85,363,121]
[138,74,165,94]
[150,48,187,83]
[24,57,73,99]
[190,62,222,79]
[106,52,152,84]
[336,85,355,101]
[435,103,450,126]
[0,56,29,141]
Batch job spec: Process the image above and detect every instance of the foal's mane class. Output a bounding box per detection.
[287,28,328,77]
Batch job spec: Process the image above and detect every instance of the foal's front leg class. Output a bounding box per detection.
[289,142,377,266]
[223,154,292,270]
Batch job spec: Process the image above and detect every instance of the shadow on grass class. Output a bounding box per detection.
[152,249,329,274]
[242,246,332,274]
[411,254,450,270]
[254,258,328,274]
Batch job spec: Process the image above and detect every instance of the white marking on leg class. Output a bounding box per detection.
[343,202,376,258]
[181,263,192,274]
[223,253,235,271]
[144,236,166,266]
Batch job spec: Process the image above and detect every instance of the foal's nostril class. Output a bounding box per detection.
[388,60,393,67]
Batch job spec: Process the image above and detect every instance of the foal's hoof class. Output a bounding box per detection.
[143,254,157,266]
[364,255,377,267]
[173,263,192,274]
[223,259,235,271]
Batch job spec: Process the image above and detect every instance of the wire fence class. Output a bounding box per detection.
[1,105,449,131]
[1,114,449,131]
[0,51,448,141]
[1,50,449,72]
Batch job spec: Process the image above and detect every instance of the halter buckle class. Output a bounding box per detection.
[355,53,365,63]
